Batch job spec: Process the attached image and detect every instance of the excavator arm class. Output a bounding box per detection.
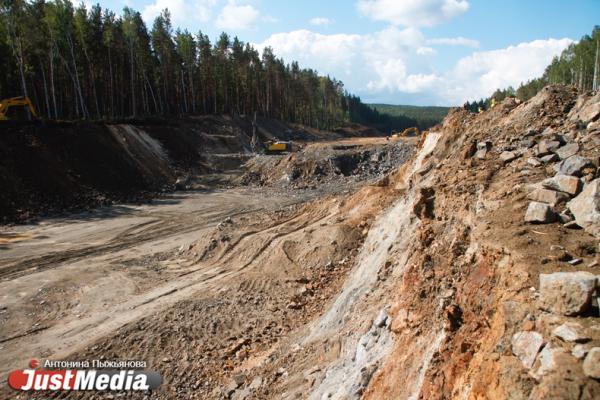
[0,96,40,121]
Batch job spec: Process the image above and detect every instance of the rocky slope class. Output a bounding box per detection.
[314,85,600,399]
[231,85,600,399]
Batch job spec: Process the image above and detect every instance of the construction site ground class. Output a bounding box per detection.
[0,134,412,399]
[2,87,600,400]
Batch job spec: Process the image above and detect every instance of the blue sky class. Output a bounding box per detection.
[91,1,598,105]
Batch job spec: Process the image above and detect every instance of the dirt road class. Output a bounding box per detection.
[0,186,327,378]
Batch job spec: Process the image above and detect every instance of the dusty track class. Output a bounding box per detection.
[0,186,329,378]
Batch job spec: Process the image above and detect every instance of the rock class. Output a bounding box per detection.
[572,94,600,124]
[572,344,591,359]
[475,141,492,159]
[568,258,583,266]
[556,143,580,160]
[539,271,597,315]
[232,388,251,400]
[511,330,545,369]
[374,309,389,328]
[477,141,492,151]
[524,201,556,224]
[390,308,409,333]
[531,346,571,379]
[554,155,595,176]
[528,188,569,206]
[249,376,263,391]
[567,178,600,237]
[287,301,302,310]
[540,153,559,163]
[583,347,600,379]
[536,140,561,156]
[552,322,590,342]
[225,379,239,395]
[527,157,542,167]
[233,373,246,386]
[500,151,518,164]
[542,174,582,196]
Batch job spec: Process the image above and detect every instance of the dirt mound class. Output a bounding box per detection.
[0,121,174,222]
[240,138,415,188]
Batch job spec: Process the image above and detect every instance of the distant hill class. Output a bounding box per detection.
[369,104,451,130]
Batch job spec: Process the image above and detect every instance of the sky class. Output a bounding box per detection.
[92,0,598,106]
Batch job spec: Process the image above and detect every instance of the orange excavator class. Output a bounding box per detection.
[0,96,40,121]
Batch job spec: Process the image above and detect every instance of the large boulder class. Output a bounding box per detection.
[555,143,580,160]
[524,201,556,223]
[542,174,582,196]
[536,140,561,156]
[539,271,597,315]
[554,155,595,177]
[552,322,590,343]
[567,178,600,237]
[528,188,569,206]
[583,347,600,379]
[569,92,600,124]
[512,331,545,369]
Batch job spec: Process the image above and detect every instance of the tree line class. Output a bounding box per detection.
[0,0,403,131]
[478,25,600,106]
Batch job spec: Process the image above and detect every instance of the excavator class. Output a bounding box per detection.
[265,140,292,154]
[390,126,420,139]
[0,96,40,121]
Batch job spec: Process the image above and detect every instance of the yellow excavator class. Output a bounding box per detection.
[0,96,40,121]
[265,140,292,154]
[391,126,420,139]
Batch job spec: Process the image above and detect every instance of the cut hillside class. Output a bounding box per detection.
[246,85,600,399]
[0,115,350,223]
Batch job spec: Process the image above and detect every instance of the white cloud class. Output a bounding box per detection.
[255,27,572,106]
[357,0,469,27]
[254,27,431,87]
[416,46,436,55]
[142,0,216,25]
[310,17,334,26]
[216,1,260,31]
[441,38,574,103]
[367,59,440,92]
[428,36,479,47]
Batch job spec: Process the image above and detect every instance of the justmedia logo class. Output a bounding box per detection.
[7,359,162,391]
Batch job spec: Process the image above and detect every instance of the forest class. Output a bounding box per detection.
[368,104,450,130]
[0,0,406,131]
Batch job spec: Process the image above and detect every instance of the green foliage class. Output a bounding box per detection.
[0,0,384,131]
[368,104,450,130]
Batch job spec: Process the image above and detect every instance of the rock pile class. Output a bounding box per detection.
[494,92,600,236]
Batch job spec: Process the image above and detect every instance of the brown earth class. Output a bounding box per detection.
[1,85,599,400]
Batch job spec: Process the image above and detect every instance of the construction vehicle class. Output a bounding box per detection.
[0,96,40,121]
[391,126,420,139]
[265,140,292,154]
